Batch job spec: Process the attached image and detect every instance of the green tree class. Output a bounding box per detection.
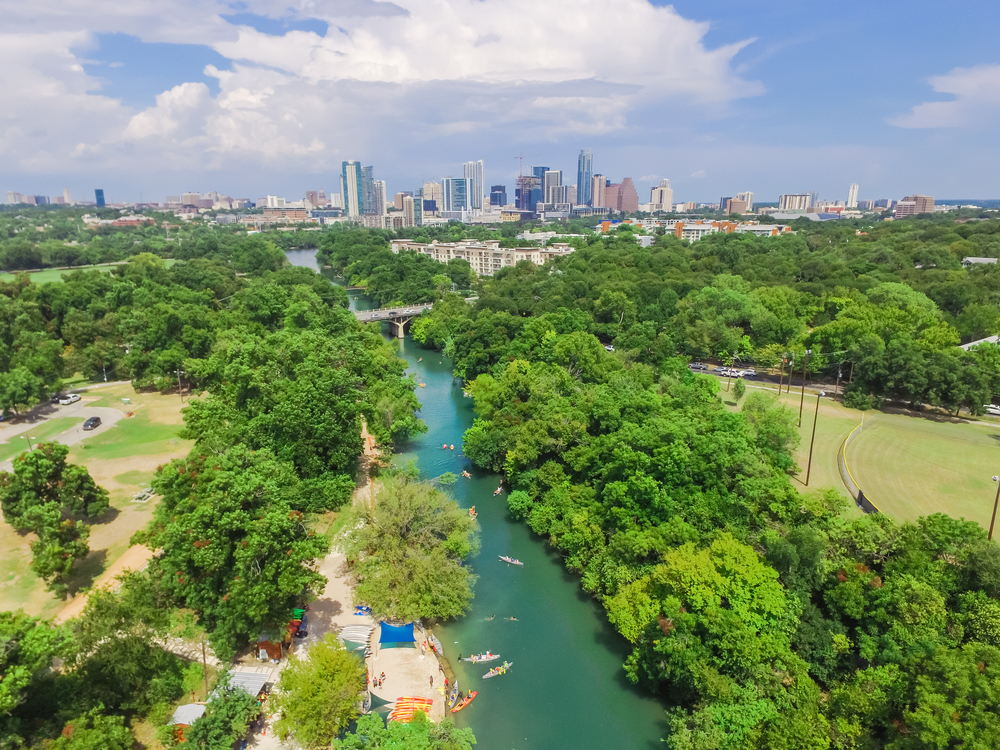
[341,477,479,622]
[741,391,801,473]
[272,634,367,748]
[0,611,69,744]
[49,707,133,750]
[732,377,746,402]
[180,679,260,749]
[334,712,476,750]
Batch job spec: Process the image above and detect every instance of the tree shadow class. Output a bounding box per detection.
[88,505,121,525]
[65,548,108,596]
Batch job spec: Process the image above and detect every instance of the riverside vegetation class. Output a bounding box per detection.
[318,218,1000,749]
[0,231,475,748]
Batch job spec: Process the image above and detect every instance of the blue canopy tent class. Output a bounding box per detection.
[378,622,416,649]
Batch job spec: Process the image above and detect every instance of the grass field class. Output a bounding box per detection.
[0,417,84,463]
[847,413,1000,529]
[0,384,194,619]
[0,259,178,284]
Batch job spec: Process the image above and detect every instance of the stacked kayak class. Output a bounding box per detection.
[451,691,477,713]
[389,697,434,723]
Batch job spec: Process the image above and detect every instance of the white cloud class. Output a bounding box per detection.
[690,169,706,178]
[0,0,764,190]
[890,64,1000,129]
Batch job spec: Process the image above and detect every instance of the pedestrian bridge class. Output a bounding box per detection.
[354,303,434,337]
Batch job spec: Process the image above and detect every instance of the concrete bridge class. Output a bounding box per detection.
[354,303,434,337]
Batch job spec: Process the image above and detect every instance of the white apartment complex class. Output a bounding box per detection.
[390,239,575,276]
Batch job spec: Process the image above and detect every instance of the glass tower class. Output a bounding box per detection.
[95,189,105,208]
[577,149,593,206]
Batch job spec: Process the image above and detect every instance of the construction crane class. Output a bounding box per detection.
[514,153,539,210]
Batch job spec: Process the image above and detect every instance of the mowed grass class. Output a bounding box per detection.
[69,409,186,461]
[0,417,84,463]
[0,259,178,285]
[723,381,862,503]
[847,414,1000,529]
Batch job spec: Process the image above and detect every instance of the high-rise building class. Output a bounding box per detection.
[577,149,593,206]
[719,196,733,213]
[340,161,364,217]
[778,194,812,211]
[651,179,673,212]
[182,192,200,205]
[422,182,443,206]
[393,191,412,211]
[566,185,577,205]
[5,191,22,204]
[543,170,563,204]
[531,166,548,208]
[591,175,606,208]
[372,180,387,215]
[736,191,754,211]
[95,189,106,208]
[266,195,286,208]
[490,185,507,206]
[442,177,470,212]
[727,199,749,215]
[329,193,343,209]
[402,195,416,227]
[896,194,935,217]
[857,199,875,211]
[847,183,859,208]
[361,166,377,214]
[605,183,621,211]
[618,178,639,213]
[464,159,485,210]
[63,187,71,204]
[305,190,319,207]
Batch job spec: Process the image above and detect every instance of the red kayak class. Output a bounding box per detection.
[451,691,478,713]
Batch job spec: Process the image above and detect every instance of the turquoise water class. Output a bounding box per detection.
[287,250,668,750]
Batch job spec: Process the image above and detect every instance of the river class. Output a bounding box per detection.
[286,249,668,750]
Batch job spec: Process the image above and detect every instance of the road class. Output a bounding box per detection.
[0,399,126,471]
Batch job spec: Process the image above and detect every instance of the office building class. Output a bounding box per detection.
[305,191,319,207]
[340,161,364,217]
[266,195,286,208]
[577,149,594,206]
[857,199,875,211]
[650,179,674,212]
[62,188,71,204]
[567,185,577,205]
[394,191,413,211]
[543,170,563,204]
[727,199,749,215]
[605,183,620,211]
[896,194,935,216]
[5,191,22,204]
[442,177,470,212]
[719,196,732,213]
[360,166,377,215]
[402,196,416,227]
[95,189,106,208]
[329,193,343,209]
[517,175,540,210]
[464,160,485,210]
[181,191,200,205]
[591,175,607,208]
[618,178,639,213]
[847,183,859,208]
[371,180,387,215]
[531,167,548,208]
[422,182,443,208]
[490,185,507,206]
[736,191,754,212]
[778,193,812,211]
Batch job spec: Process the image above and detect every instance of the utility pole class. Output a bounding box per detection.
[835,366,842,398]
[202,638,210,698]
[805,391,825,486]
[990,477,1000,542]
[786,357,794,394]
[174,369,186,402]
[798,350,811,427]
[777,359,784,394]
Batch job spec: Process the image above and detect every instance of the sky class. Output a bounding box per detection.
[3,0,1000,205]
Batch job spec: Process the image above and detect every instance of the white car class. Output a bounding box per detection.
[741,368,756,378]
[984,405,1000,417]
[58,393,81,405]
[604,345,615,352]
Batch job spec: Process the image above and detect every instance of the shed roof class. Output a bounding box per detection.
[170,703,206,726]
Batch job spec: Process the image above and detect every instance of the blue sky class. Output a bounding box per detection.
[4,0,1000,205]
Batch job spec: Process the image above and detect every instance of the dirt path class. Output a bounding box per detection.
[54,544,154,623]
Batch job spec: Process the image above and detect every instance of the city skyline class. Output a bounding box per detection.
[4,1,1000,202]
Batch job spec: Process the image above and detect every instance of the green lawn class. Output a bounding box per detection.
[0,259,178,284]
[0,417,85,463]
[847,414,1000,529]
[67,410,188,462]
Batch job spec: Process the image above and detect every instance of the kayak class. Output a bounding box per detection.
[463,652,500,663]
[483,661,513,679]
[499,555,524,566]
[451,691,477,713]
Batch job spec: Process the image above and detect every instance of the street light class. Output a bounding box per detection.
[20,436,38,451]
[805,392,825,486]
[990,476,1000,541]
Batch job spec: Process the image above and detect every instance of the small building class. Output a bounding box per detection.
[962,257,999,267]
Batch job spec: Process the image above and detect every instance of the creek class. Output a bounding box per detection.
[286,249,668,750]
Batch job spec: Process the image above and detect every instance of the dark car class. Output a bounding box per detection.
[83,416,102,431]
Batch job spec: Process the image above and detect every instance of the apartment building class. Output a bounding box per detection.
[390,239,575,276]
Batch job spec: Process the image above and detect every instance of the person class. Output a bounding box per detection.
[430,675,434,688]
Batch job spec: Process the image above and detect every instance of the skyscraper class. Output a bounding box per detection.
[95,189,105,208]
[577,149,593,206]
[619,178,639,213]
[591,175,606,208]
[736,191,754,211]
[543,170,563,203]
[402,196,416,227]
[847,183,859,208]
[530,166,548,209]
[340,161,364,217]
[651,179,673,212]
[490,185,507,206]
[464,159,485,210]
[372,180,387,215]
[442,178,470,212]
[361,166,377,215]
[63,187,71,204]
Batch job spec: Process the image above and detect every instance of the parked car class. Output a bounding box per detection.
[83,416,102,431]
[604,345,615,352]
[715,367,732,376]
[58,393,81,405]
[741,368,757,378]
[688,362,708,370]
[984,405,1000,417]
